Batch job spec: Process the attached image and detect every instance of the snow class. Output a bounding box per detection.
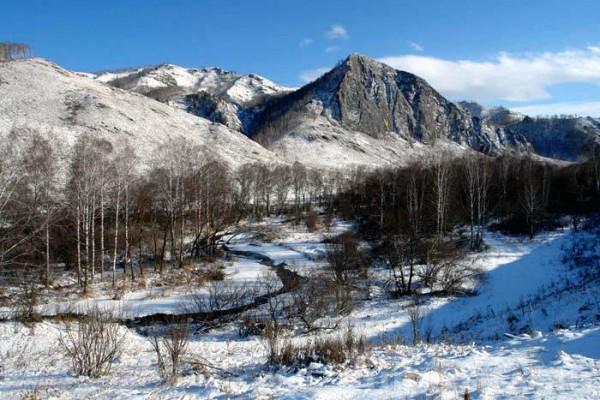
[0,220,598,399]
[0,58,279,171]
[92,63,293,106]
[269,115,471,170]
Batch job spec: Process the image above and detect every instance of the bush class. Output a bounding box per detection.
[325,232,367,285]
[185,281,255,313]
[58,306,126,378]
[291,272,357,331]
[148,323,189,385]
[266,325,365,367]
[201,267,226,282]
[305,211,318,232]
[14,280,40,325]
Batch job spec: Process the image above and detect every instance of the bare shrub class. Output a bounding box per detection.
[305,211,318,232]
[200,267,226,282]
[186,281,255,313]
[18,384,60,400]
[14,280,40,325]
[422,240,484,295]
[325,232,366,286]
[291,271,356,331]
[437,258,483,295]
[311,325,366,364]
[238,312,266,337]
[148,323,189,385]
[58,306,126,378]
[323,211,334,232]
[262,321,291,366]
[407,298,432,344]
[266,324,365,366]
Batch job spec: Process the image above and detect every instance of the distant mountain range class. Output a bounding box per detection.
[1,54,599,171]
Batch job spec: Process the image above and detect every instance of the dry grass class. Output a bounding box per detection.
[267,325,366,366]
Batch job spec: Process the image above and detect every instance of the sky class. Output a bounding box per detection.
[2,0,600,116]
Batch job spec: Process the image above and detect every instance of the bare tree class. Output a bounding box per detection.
[0,42,33,61]
[292,162,307,213]
[0,131,34,271]
[429,153,453,238]
[109,142,137,285]
[325,232,365,286]
[462,155,493,250]
[21,131,60,287]
[520,158,542,240]
[68,135,106,292]
[273,164,292,212]
[235,163,255,218]
[152,138,198,269]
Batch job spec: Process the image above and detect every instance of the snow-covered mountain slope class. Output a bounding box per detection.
[0,58,279,169]
[86,54,600,167]
[264,114,471,170]
[504,116,600,161]
[93,63,293,106]
[247,54,530,167]
[457,101,526,127]
[458,101,600,161]
[92,63,294,135]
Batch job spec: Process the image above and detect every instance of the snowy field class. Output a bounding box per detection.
[0,219,598,399]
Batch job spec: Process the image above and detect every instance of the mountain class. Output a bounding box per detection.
[458,101,600,161]
[457,101,526,127]
[0,58,279,170]
[93,64,294,133]
[242,54,528,168]
[86,54,600,167]
[3,55,598,173]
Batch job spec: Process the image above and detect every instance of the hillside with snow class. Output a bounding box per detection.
[0,58,279,169]
[84,55,600,168]
[93,63,293,106]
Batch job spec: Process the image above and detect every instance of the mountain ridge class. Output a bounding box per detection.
[3,54,599,171]
[0,57,280,172]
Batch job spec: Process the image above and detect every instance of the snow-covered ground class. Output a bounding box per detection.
[0,220,598,399]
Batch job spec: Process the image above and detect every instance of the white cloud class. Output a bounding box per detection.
[299,38,313,47]
[325,46,339,53]
[408,41,424,52]
[299,67,330,83]
[378,46,600,102]
[326,24,349,40]
[510,101,600,117]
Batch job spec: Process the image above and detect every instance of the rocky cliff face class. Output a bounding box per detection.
[252,54,527,155]
[458,101,600,160]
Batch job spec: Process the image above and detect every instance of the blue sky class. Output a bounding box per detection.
[2,0,600,116]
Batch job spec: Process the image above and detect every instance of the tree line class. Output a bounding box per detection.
[1,127,598,296]
[0,129,345,292]
[331,149,600,296]
[0,42,33,61]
